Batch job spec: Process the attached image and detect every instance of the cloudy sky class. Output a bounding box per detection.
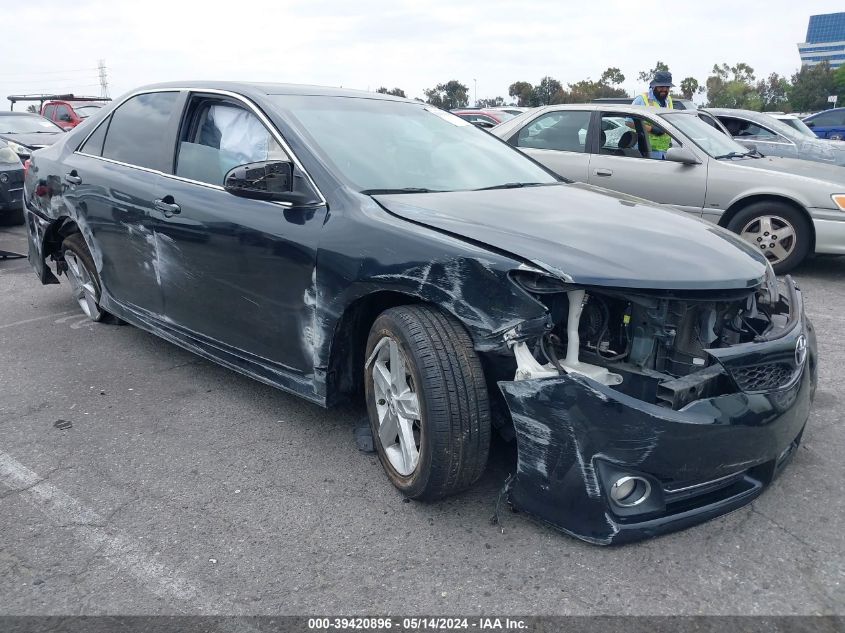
[2,0,843,108]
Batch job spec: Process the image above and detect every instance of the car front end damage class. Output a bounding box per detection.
[496,267,817,545]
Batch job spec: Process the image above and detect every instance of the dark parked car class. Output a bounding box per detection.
[0,112,66,160]
[803,107,845,140]
[0,138,24,224]
[24,82,817,544]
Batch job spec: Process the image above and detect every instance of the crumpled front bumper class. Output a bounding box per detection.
[498,283,817,545]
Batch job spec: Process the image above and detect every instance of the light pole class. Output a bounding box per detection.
[473,78,477,107]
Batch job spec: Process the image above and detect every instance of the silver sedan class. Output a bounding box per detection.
[493,104,845,272]
[706,107,845,167]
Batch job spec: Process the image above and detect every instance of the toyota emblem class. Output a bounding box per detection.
[795,335,808,367]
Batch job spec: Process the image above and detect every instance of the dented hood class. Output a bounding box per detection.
[373,183,767,290]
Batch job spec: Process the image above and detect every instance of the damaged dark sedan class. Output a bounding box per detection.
[23,83,818,544]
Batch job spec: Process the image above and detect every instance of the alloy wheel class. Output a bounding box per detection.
[64,251,102,320]
[371,336,422,476]
[739,214,797,266]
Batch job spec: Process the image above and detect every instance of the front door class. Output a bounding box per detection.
[154,94,326,374]
[587,111,707,215]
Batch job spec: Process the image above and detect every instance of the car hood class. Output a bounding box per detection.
[734,154,845,184]
[0,132,64,149]
[373,183,767,290]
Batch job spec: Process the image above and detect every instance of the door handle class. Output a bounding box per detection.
[153,197,181,218]
[593,168,613,177]
[65,172,82,185]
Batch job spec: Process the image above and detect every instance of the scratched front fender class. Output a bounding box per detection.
[498,358,815,545]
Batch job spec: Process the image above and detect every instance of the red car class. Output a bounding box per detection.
[40,99,108,130]
[450,109,515,128]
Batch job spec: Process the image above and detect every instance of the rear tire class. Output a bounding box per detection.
[727,201,811,274]
[61,233,117,323]
[364,305,490,500]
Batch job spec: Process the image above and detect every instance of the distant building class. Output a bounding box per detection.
[798,12,845,70]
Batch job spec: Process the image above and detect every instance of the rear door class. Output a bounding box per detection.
[508,109,592,182]
[587,111,707,214]
[152,92,327,373]
[67,90,182,315]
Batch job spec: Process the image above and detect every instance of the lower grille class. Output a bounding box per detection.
[731,362,797,392]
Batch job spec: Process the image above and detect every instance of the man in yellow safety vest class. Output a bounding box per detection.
[631,70,674,157]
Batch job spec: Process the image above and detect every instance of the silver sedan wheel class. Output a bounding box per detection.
[371,336,422,477]
[64,251,102,320]
[739,214,796,265]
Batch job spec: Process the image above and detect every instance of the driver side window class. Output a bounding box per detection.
[176,99,288,187]
[600,112,679,160]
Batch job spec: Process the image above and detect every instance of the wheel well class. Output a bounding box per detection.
[718,195,816,252]
[325,291,425,404]
[43,217,81,261]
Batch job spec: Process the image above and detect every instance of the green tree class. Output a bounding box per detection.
[560,78,627,103]
[756,73,791,111]
[600,67,625,86]
[26,105,38,113]
[376,87,406,98]
[423,80,469,109]
[637,61,669,84]
[835,64,845,100]
[705,62,760,109]
[790,62,835,112]
[533,76,563,106]
[679,77,699,100]
[508,81,534,107]
[477,96,505,107]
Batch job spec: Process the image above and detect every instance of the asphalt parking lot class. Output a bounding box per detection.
[1,222,843,616]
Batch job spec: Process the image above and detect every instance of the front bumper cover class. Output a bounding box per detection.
[498,281,817,545]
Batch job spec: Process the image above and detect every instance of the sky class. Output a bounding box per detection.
[2,0,844,109]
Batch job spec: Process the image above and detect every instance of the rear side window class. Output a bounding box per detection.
[56,105,73,122]
[43,105,56,120]
[79,116,110,156]
[808,110,845,127]
[102,92,179,171]
[515,111,591,153]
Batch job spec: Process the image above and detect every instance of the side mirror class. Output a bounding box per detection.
[224,160,310,204]
[664,147,701,165]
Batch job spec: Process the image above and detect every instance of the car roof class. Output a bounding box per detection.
[131,81,411,103]
[0,111,46,117]
[527,103,696,116]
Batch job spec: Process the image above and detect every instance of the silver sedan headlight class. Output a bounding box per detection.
[0,146,21,165]
[6,140,31,157]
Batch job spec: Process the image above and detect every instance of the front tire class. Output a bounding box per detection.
[364,305,490,500]
[727,201,811,274]
[61,233,115,323]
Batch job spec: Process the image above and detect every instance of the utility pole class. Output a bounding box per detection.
[98,59,110,98]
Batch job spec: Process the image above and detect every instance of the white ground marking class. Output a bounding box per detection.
[0,450,257,619]
[0,311,73,330]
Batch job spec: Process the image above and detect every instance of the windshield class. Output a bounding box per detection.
[663,113,751,158]
[0,115,63,134]
[74,105,102,119]
[778,117,816,138]
[270,96,557,192]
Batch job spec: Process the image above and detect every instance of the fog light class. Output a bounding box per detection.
[610,476,651,507]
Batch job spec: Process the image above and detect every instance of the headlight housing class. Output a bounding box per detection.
[0,146,21,165]
[832,194,845,210]
[6,140,31,158]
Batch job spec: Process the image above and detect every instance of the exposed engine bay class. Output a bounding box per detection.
[507,273,794,410]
